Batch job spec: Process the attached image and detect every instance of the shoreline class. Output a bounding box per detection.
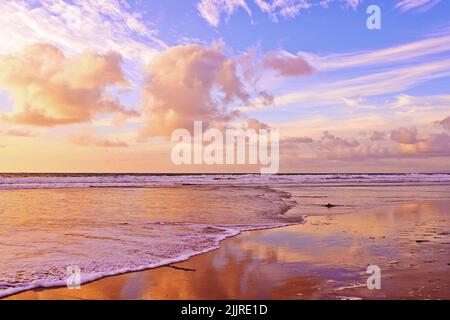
[0,222,300,300]
[6,200,450,300]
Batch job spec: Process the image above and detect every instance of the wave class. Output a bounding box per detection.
[0,223,292,299]
[1,173,450,190]
[0,186,300,298]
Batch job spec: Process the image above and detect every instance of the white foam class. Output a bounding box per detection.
[1,173,449,190]
[0,226,231,298]
[0,223,290,298]
[0,182,299,299]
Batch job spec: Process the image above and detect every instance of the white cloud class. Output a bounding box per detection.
[395,0,442,12]
[301,34,450,71]
[238,31,450,112]
[254,0,312,22]
[0,0,166,61]
[197,0,252,27]
[245,58,450,110]
[69,128,129,148]
[197,0,443,26]
[197,0,362,26]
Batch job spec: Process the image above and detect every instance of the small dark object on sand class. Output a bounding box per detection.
[415,240,430,243]
[324,203,336,208]
[166,265,196,272]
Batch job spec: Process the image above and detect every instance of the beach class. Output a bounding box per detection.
[1,174,450,300]
[6,200,450,300]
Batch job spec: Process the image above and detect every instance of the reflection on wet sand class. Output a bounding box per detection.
[7,200,450,300]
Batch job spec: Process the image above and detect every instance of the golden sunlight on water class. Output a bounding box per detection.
[0,186,297,297]
[7,199,450,300]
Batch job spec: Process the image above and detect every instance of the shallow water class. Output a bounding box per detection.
[7,200,449,300]
[0,186,297,297]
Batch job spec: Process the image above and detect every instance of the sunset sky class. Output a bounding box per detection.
[0,0,449,173]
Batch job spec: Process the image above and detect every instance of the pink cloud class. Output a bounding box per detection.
[0,43,136,126]
[280,136,314,150]
[398,132,450,157]
[390,127,418,144]
[370,131,386,141]
[138,44,316,138]
[295,127,450,161]
[1,129,37,137]
[435,115,450,132]
[320,131,359,148]
[262,51,314,77]
[245,118,270,130]
[139,44,250,138]
[69,129,129,148]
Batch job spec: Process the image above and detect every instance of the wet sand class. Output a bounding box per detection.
[6,200,450,300]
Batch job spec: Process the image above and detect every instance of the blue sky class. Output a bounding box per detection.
[139,0,449,51]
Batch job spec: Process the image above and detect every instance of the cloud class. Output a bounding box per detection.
[396,0,441,12]
[370,131,386,141]
[197,0,252,27]
[69,129,129,148]
[392,94,416,108]
[250,58,450,110]
[285,124,450,161]
[320,131,359,148]
[319,143,390,161]
[198,0,362,26]
[257,90,275,105]
[254,0,312,22]
[1,129,37,137]
[138,44,317,138]
[398,132,450,157]
[262,51,314,77]
[235,48,311,105]
[280,136,314,149]
[139,44,253,138]
[282,131,390,161]
[390,127,418,144]
[233,47,314,108]
[341,97,363,107]
[0,43,136,126]
[244,118,270,129]
[300,33,450,72]
[435,116,450,132]
[0,0,165,61]
[246,33,450,112]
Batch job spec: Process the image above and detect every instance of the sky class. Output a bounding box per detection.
[0,0,449,173]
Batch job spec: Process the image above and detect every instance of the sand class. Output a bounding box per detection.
[5,200,450,300]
